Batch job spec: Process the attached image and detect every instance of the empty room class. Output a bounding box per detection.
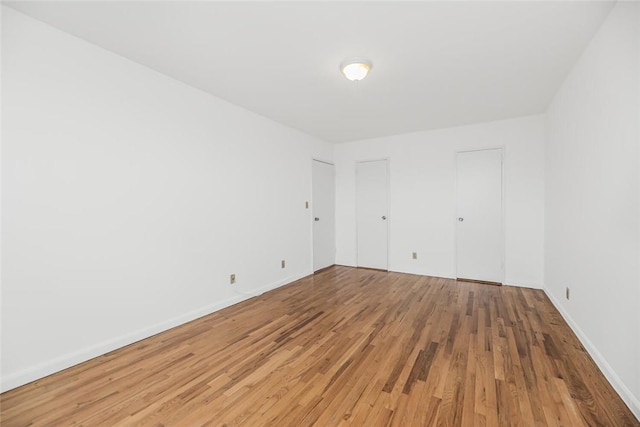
[1,1,639,425]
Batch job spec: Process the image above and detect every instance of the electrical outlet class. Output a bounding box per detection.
[412,252,417,260]
[305,201,309,209]
[230,274,236,285]
[565,287,570,300]
[281,260,286,268]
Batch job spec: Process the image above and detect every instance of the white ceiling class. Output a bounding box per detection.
[6,1,614,143]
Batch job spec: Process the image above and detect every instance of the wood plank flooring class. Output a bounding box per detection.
[1,266,638,426]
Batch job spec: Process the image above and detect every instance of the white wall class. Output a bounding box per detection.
[0,7,332,392]
[545,1,640,417]
[335,115,545,287]
[0,4,4,388]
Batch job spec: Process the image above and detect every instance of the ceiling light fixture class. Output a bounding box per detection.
[340,58,372,81]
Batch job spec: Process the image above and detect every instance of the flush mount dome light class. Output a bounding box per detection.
[340,58,372,81]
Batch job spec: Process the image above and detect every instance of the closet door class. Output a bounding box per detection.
[456,149,503,284]
[356,160,388,270]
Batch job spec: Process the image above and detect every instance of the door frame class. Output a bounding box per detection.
[311,158,335,272]
[453,147,506,284]
[355,157,390,271]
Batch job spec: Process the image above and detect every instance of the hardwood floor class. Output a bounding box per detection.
[1,266,637,426]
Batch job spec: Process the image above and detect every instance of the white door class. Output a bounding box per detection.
[456,149,503,283]
[312,160,335,272]
[356,160,388,270]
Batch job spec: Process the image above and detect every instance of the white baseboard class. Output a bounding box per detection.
[0,270,312,393]
[544,287,640,420]
[235,270,312,298]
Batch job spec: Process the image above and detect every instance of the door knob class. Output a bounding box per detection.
[382,216,387,220]
[458,217,464,222]
[315,217,320,221]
